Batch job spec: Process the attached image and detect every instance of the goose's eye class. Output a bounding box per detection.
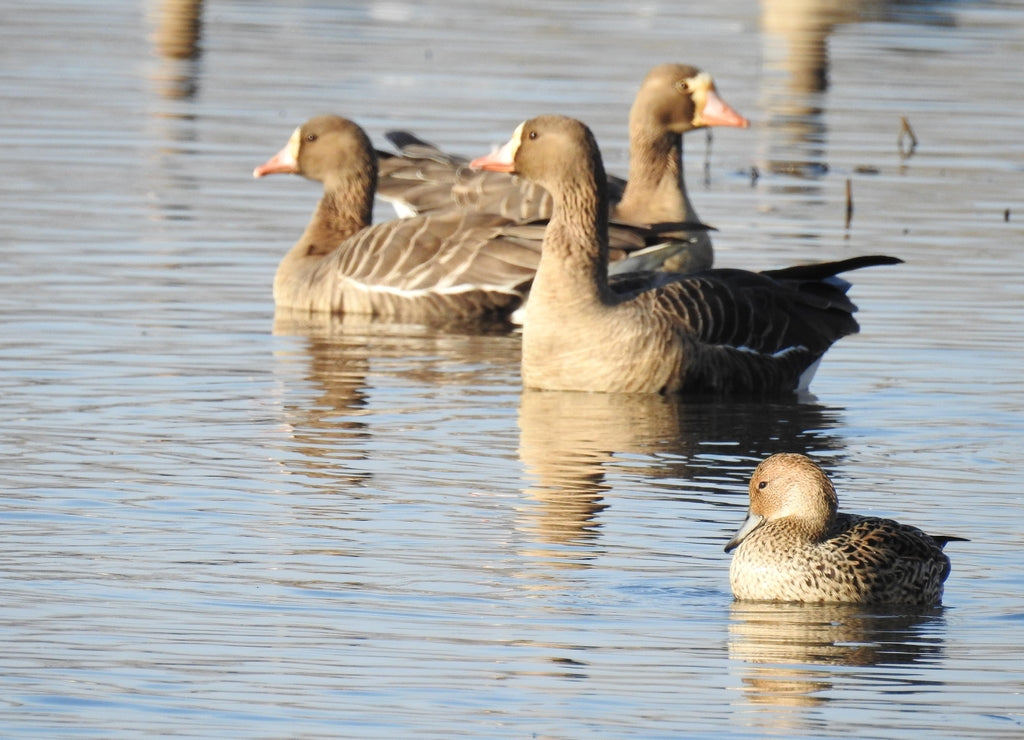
[305,133,318,143]
[528,130,538,140]
[675,80,691,94]
[757,481,768,490]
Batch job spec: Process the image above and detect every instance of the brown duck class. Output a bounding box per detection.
[725,453,965,604]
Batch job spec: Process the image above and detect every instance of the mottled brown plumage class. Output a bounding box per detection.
[472,115,900,394]
[376,64,749,273]
[725,453,964,604]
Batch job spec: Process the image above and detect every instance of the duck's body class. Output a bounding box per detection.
[725,453,964,605]
[377,64,749,273]
[472,115,900,395]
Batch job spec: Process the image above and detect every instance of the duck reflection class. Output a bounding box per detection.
[273,311,375,421]
[758,0,952,177]
[148,0,203,100]
[271,309,519,487]
[143,0,205,229]
[729,601,946,711]
[517,390,845,562]
[759,0,870,178]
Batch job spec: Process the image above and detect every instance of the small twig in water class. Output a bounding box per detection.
[898,115,918,159]
[703,129,713,187]
[845,178,853,229]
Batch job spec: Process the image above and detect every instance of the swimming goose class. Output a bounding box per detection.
[254,115,717,322]
[254,115,547,321]
[471,115,900,394]
[377,63,749,273]
[725,453,965,604]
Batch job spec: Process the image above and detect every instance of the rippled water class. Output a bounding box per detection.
[2,0,1023,736]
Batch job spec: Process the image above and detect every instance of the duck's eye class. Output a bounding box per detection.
[528,130,537,140]
[757,481,768,490]
[305,133,318,143]
[675,80,691,94]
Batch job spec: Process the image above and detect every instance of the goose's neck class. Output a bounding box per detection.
[532,170,612,307]
[614,127,698,225]
[281,171,375,266]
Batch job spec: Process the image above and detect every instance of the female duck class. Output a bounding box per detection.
[725,453,964,604]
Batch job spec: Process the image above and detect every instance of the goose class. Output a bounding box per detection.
[377,63,749,273]
[254,115,545,322]
[471,115,901,394]
[725,453,965,604]
[253,115,718,322]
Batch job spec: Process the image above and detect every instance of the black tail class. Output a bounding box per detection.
[761,255,903,282]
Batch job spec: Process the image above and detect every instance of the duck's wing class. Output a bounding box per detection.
[647,255,903,353]
[830,513,955,593]
[278,209,541,321]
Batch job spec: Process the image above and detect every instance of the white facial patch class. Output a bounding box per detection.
[688,72,713,116]
[505,120,526,161]
[287,127,302,160]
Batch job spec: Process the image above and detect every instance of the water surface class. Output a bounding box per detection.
[1,0,1023,736]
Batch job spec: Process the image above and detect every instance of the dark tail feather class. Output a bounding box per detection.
[761,255,903,282]
[384,130,465,165]
[385,130,433,150]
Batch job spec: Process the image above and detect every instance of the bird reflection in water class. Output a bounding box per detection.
[728,600,946,714]
[143,0,205,228]
[516,391,672,558]
[147,0,203,100]
[758,0,951,178]
[516,390,846,567]
[270,309,520,490]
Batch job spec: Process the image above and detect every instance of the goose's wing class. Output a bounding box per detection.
[624,255,900,392]
[328,208,541,294]
[377,130,627,223]
[647,255,903,354]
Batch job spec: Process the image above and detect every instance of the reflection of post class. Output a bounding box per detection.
[149,0,203,99]
[728,601,945,712]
